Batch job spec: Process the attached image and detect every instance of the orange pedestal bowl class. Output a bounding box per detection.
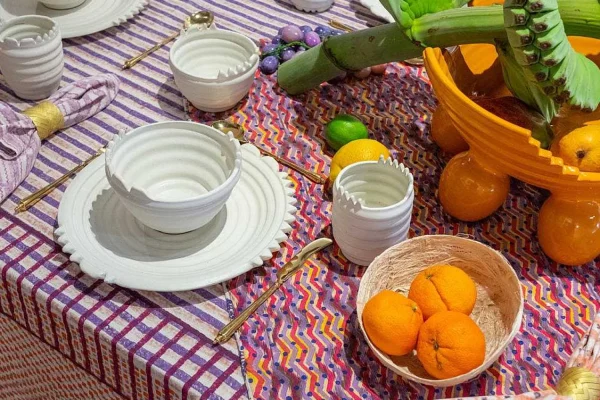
[423,40,600,266]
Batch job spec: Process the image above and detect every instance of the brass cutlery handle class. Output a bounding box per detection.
[122,31,179,70]
[15,151,102,213]
[329,19,354,33]
[214,282,282,344]
[258,148,326,184]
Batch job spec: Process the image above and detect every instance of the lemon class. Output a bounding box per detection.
[325,114,369,151]
[329,139,390,183]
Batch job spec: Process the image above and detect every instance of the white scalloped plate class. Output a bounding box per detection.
[56,144,297,292]
[359,0,394,22]
[0,0,148,39]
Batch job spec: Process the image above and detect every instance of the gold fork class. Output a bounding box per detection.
[14,147,106,213]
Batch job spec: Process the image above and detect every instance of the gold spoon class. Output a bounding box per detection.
[122,11,214,70]
[211,120,327,185]
[14,147,106,213]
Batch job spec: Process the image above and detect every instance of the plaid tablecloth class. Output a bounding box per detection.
[1,0,600,399]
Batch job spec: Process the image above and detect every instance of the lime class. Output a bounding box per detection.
[325,114,369,151]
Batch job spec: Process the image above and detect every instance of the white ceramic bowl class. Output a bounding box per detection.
[105,121,242,234]
[332,157,414,266]
[291,0,334,12]
[169,26,259,112]
[40,0,86,9]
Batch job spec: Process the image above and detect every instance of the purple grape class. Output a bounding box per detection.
[260,56,279,75]
[278,27,286,35]
[271,35,283,44]
[281,48,296,62]
[293,47,306,58]
[303,31,321,47]
[281,25,303,43]
[261,43,278,55]
[299,25,312,34]
[329,30,342,36]
[314,25,331,37]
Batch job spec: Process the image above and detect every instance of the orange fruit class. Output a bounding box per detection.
[417,311,486,379]
[362,290,423,356]
[408,265,477,320]
[430,105,468,155]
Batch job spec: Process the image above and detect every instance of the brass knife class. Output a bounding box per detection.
[214,237,333,344]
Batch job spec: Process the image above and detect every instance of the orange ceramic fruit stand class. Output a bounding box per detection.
[423,40,600,266]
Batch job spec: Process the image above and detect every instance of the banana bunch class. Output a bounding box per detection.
[501,0,600,121]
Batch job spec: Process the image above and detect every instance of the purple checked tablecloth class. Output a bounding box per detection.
[0,1,386,399]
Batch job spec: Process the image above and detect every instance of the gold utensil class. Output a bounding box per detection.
[14,147,106,213]
[328,19,424,65]
[329,19,354,33]
[122,11,214,70]
[214,238,333,344]
[211,120,327,185]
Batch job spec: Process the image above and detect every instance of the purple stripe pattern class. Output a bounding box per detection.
[0,74,119,202]
[0,0,386,399]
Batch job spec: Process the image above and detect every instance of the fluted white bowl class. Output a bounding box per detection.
[105,121,242,234]
[0,15,63,100]
[40,0,86,9]
[169,26,259,112]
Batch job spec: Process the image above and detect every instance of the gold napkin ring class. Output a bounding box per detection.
[23,101,64,140]
[556,367,600,400]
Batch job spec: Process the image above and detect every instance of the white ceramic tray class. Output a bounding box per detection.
[56,144,297,292]
[359,0,394,23]
[0,0,148,39]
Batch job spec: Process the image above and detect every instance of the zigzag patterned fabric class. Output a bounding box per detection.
[188,65,600,398]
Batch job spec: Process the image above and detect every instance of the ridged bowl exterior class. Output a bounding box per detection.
[105,121,242,234]
[332,158,414,266]
[423,41,600,198]
[0,16,64,100]
[169,28,259,112]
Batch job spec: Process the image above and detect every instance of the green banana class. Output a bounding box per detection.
[501,0,600,120]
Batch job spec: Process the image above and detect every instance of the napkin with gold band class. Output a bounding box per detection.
[445,312,600,400]
[0,74,119,202]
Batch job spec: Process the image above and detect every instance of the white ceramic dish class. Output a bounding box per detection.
[41,0,86,10]
[359,0,394,22]
[291,0,334,13]
[0,15,63,100]
[0,0,147,39]
[105,121,242,234]
[169,25,259,112]
[56,144,297,292]
[332,157,414,266]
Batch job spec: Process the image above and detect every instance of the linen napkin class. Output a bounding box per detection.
[0,74,119,202]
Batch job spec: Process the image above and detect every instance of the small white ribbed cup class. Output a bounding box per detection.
[332,156,414,266]
[40,0,86,9]
[0,16,64,100]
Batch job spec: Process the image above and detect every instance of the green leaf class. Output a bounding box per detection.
[379,0,469,38]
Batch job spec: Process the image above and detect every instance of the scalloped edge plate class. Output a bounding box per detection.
[55,144,297,291]
[0,0,148,39]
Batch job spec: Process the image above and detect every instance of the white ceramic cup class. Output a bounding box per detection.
[105,121,242,234]
[169,25,259,112]
[332,156,414,266]
[291,0,334,12]
[40,0,86,9]
[0,15,64,100]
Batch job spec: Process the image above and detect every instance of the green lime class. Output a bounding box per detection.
[325,114,368,151]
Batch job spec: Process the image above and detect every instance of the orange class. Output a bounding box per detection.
[408,265,477,320]
[417,311,486,379]
[362,290,423,356]
[430,105,469,155]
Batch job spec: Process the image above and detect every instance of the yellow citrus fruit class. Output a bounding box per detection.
[329,139,390,183]
[408,265,477,320]
[362,290,423,356]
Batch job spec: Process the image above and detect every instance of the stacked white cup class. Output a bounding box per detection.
[332,156,415,266]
